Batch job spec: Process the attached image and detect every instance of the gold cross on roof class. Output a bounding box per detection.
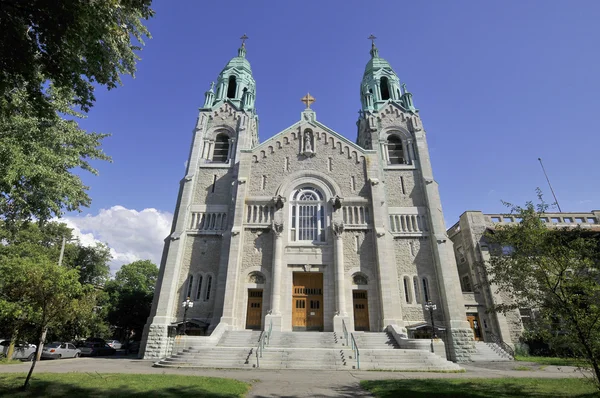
[368,34,377,45]
[301,93,315,109]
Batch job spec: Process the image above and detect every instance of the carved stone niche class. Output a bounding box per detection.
[352,273,368,285]
[302,129,316,157]
[248,271,265,284]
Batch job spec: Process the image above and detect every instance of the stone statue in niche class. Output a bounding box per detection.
[353,274,368,285]
[302,130,315,157]
[248,272,265,284]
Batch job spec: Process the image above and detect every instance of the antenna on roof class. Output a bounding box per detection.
[538,157,562,212]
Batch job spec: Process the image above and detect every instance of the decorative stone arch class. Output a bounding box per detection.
[244,266,270,287]
[379,128,415,166]
[351,272,369,286]
[275,170,342,201]
[347,267,376,287]
[247,271,266,285]
[203,125,236,162]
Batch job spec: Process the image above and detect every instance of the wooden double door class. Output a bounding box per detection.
[245,289,263,330]
[353,290,370,331]
[292,272,323,331]
[467,313,482,341]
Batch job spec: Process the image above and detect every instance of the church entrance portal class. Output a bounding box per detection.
[467,313,482,341]
[353,290,370,331]
[292,272,323,331]
[245,289,263,330]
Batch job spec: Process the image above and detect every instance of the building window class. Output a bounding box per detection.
[413,276,421,304]
[195,274,203,301]
[186,275,194,299]
[212,134,229,162]
[387,136,405,164]
[227,76,237,98]
[204,275,212,301]
[422,277,430,302]
[403,276,412,304]
[380,77,390,100]
[290,187,326,242]
[461,275,472,292]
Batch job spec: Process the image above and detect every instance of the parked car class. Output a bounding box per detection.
[106,340,122,349]
[79,342,116,357]
[0,341,36,361]
[41,342,81,359]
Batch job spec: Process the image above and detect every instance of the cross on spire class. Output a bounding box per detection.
[240,33,248,47]
[301,93,315,109]
[368,34,379,58]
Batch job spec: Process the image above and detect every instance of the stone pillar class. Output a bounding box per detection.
[413,124,476,362]
[332,221,350,332]
[265,221,284,331]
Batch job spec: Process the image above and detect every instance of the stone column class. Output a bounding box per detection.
[333,221,346,316]
[332,219,350,333]
[265,221,284,331]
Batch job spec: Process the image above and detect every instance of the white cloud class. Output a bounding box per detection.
[60,206,173,273]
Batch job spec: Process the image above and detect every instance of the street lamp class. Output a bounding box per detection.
[181,297,194,335]
[424,300,437,339]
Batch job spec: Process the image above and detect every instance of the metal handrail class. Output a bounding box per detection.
[487,331,515,358]
[350,333,360,369]
[255,319,274,368]
[255,331,265,367]
[341,319,349,347]
[266,319,273,345]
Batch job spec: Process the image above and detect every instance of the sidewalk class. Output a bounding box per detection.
[0,358,588,397]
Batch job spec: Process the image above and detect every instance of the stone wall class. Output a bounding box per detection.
[383,170,425,207]
[194,168,233,206]
[241,229,273,271]
[173,236,222,319]
[448,328,477,362]
[248,128,368,198]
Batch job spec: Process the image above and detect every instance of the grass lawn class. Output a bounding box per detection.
[515,355,589,367]
[0,359,23,365]
[361,378,598,397]
[0,373,250,397]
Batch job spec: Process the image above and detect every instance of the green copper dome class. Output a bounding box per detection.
[363,56,395,77]
[207,43,256,111]
[223,47,253,74]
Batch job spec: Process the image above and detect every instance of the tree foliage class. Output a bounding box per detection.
[105,260,158,340]
[485,194,600,389]
[0,86,111,228]
[0,0,154,116]
[0,251,86,388]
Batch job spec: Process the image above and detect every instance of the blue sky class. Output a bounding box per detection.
[69,1,600,268]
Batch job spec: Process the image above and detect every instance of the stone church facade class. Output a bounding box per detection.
[140,40,476,361]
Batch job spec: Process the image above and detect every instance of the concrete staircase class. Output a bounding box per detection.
[154,330,461,371]
[470,341,513,362]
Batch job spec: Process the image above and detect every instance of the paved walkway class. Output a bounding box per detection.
[0,357,588,397]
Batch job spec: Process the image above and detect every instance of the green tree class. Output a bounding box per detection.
[0,0,154,116]
[0,252,86,389]
[485,194,600,389]
[105,260,158,340]
[0,86,110,230]
[0,220,111,348]
[69,243,112,286]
